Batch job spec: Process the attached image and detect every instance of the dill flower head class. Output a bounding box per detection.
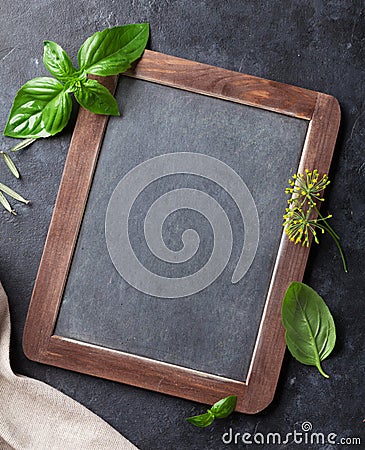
[283,206,331,247]
[283,169,347,272]
[285,169,330,207]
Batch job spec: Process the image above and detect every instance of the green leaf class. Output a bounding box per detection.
[3,77,71,138]
[78,23,149,76]
[11,138,37,152]
[43,40,76,81]
[186,410,215,428]
[1,151,20,178]
[74,79,119,115]
[42,89,72,135]
[0,191,15,215]
[0,182,29,204]
[282,282,336,378]
[210,396,237,419]
[186,396,237,427]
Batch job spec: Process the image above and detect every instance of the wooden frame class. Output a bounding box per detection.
[23,50,340,413]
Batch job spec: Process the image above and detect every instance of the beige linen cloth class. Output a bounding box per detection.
[0,282,138,450]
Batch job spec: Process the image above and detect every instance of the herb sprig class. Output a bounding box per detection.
[0,181,29,215]
[1,151,20,178]
[0,145,29,214]
[186,396,237,427]
[1,24,148,215]
[283,169,347,272]
[4,23,149,140]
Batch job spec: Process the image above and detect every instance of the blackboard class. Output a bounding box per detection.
[23,50,340,413]
[55,77,307,381]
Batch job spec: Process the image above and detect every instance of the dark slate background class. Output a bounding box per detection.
[0,1,364,449]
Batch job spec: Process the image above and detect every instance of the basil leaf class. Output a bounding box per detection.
[4,77,70,138]
[282,282,336,378]
[43,40,76,81]
[210,396,237,419]
[78,23,149,76]
[74,79,119,115]
[42,89,72,135]
[186,410,215,428]
[186,396,237,427]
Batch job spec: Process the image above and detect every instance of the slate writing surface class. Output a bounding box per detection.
[55,76,308,381]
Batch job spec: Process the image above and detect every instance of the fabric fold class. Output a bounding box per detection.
[0,281,138,450]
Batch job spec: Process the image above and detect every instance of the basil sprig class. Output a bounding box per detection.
[4,23,149,139]
[282,282,336,378]
[186,396,237,427]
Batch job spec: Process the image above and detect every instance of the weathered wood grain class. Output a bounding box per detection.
[23,52,339,413]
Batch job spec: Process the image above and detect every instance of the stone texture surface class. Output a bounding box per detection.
[0,1,364,449]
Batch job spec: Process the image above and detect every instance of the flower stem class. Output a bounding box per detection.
[314,206,340,240]
[322,223,348,273]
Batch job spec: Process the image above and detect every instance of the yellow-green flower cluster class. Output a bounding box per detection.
[285,169,330,208]
[283,207,332,247]
[283,169,347,272]
[283,169,331,247]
